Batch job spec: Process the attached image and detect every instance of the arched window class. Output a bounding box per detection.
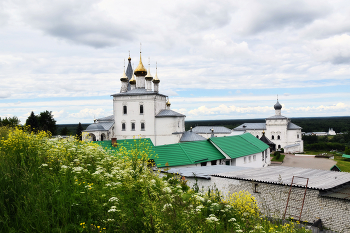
[256,135,259,138]
[122,123,126,131]
[277,135,280,140]
[297,134,299,139]
[131,123,135,131]
[278,145,281,149]
[141,123,145,131]
[140,105,144,114]
[123,105,127,114]
[272,135,274,140]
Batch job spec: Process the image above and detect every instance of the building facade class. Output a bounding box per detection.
[83,52,185,146]
[233,100,304,153]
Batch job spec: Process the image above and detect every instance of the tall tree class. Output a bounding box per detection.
[26,111,39,132]
[76,122,84,140]
[38,111,57,135]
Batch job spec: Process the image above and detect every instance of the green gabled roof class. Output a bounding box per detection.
[94,138,155,157]
[240,133,270,151]
[209,133,269,159]
[342,154,350,159]
[153,140,225,168]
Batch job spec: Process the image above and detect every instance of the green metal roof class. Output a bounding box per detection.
[342,154,350,159]
[153,140,225,168]
[94,138,155,158]
[209,133,269,159]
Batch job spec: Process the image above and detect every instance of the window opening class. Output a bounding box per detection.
[131,123,135,131]
[272,135,274,140]
[140,105,144,114]
[122,123,126,131]
[141,123,145,131]
[201,162,207,166]
[123,106,127,114]
[278,135,280,140]
[211,160,217,165]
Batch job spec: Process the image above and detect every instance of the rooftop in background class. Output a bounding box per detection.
[180,131,206,142]
[163,165,251,179]
[192,126,231,134]
[153,140,225,168]
[234,122,301,131]
[155,109,186,117]
[212,166,350,190]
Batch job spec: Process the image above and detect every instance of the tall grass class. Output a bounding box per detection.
[0,127,311,232]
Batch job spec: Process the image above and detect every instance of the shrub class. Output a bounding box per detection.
[0,128,311,233]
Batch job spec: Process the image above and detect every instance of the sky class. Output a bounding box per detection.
[1,0,350,124]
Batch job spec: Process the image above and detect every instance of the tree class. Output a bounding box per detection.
[60,127,70,136]
[38,111,57,135]
[76,122,84,140]
[0,116,20,127]
[26,111,39,132]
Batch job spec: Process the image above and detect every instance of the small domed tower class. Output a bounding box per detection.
[153,62,160,93]
[274,98,282,116]
[145,59,153,91]
[120,60,128,93]
[166,98,171,110]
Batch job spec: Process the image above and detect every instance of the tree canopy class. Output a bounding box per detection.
[25,111,57,135]
[0,116,20,127]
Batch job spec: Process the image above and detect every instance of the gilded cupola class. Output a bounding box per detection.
[134,52,147,76]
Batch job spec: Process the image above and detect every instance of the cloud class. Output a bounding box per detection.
[238,0,330,34]
[69,108,108,120]
[188,104,272,116]
[309,34,350,64]
[292,102,350,112]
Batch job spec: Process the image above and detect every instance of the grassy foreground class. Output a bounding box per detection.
[0,127,310,232]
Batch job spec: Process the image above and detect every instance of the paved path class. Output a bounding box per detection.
[279,154,336,170]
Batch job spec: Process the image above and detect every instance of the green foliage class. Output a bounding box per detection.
[304,142,346,151]
[60,126,70,135]
[75,122,84,140]
[271,152,285,162]
[0,116,20,127]
[25,111,57,135]
[0,128,311,233]
[25,111,39,132]
[345,147,350,155]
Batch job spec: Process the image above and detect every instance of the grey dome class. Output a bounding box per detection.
[86,123,105,131]
[274,100,282,110]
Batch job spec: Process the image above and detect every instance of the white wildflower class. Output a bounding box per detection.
[109,197,119,202]
[163,187,172,193]
[228,218,236,222]
[162,203,172,211]
[206,214,219,223]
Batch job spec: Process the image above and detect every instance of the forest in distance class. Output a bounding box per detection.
[57,116,350,135]
[185,116,350,133]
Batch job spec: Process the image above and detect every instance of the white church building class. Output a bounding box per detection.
[83,52,185,146]
[233,100,304,153]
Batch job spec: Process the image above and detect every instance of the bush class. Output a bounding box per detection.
[0,128,311,233]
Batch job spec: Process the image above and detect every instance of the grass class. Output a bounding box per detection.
[271,154,285,162]
[0,127,311,233]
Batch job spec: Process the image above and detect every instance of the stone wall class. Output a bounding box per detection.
[193,176,350,232]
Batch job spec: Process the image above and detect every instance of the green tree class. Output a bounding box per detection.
[26,111,39,132]
[60,127,70,136]
[75,122,84,140]
[0,116,20,127]
[38,111,57,135]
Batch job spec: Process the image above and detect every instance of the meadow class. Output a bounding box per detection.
[0,127,311,232]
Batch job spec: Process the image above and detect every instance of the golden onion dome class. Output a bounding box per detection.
[134,52,147,76]
[152,65,160,83]
[120,69,128,82]
[145,65,153,81]
[129,72,136,85]
[166,99,171,106]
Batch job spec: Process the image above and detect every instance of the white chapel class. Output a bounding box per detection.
[233,100,304,153]
[83,52,186,146]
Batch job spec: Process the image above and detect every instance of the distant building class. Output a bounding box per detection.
[233,100,303,153]
[303,128,337,136]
